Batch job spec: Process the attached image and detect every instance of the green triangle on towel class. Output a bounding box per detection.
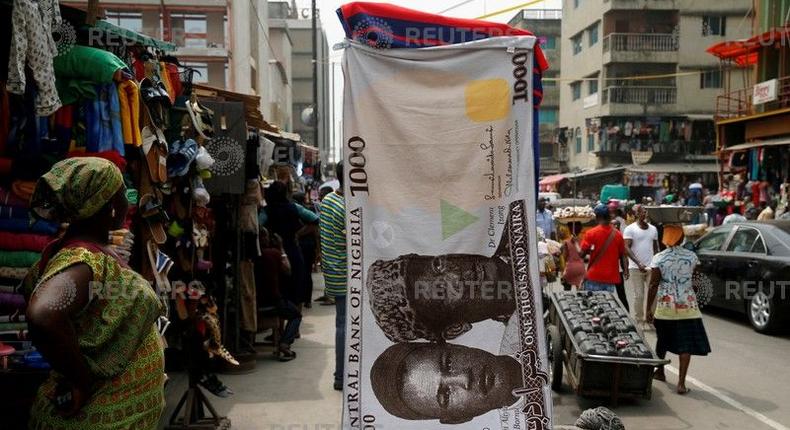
[441,200,479,240]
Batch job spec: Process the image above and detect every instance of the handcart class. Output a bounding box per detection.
[545,291,669,405]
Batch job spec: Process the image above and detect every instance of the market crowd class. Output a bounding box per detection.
[537,196,711,395]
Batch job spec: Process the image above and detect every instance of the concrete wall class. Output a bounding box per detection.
[267,21,294,130]
[288,19,330,155]
[560,0,606,170]
[229,0,251,94]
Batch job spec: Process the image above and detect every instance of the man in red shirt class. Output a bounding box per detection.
[580,204,629,292]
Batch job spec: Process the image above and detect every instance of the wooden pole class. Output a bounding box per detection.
[86,0,99,25]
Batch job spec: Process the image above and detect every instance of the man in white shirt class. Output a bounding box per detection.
[623,204,658,330]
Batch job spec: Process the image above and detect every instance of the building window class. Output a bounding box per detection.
[571,81,581,100]
[571,34,583,55]
[587,133,595,151]
[575,128,582,153]
[170,13,209,48]
[542,36,557,50]
[540,109,558,125]
[700,70,723,88]
[104,11,143,33]
[573,0,580,9]
[588,23,599,46]
[702,16,726,36]
[588,78,598,95]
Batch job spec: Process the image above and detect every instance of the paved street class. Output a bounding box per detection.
[161,275,790,429]
[552,306,790,430]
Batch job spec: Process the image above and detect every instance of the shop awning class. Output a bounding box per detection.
[539,174,566,186]
[626,163,719,173]
[91,20,176,52]
[192,83,270,130]
[707,27,790,66]
[722,137,790,152]
[565,166,625,180]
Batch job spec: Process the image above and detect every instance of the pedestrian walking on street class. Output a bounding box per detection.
[648,224,711,395]
[623,204,658,330]
[611,218,631,312]
[561,221,586,291]
[293,192,320,308]
[319,162,347,391]
[256,228,301,361]
[260,181,319,310]
[608,201,625,232]
[580,204,628,293]
[536,197,557,240]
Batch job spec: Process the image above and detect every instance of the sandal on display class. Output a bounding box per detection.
[167,138,199,177]
[195,146,215,171]
[140,78,172,129]
[141,126,168,184]
[146,240,173,294]
[192,176,210,207]
[186,94,215,140]
[139,193,169,244]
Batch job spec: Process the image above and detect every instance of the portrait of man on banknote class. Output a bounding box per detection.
[366,220,518,342]
[370,342,523,424]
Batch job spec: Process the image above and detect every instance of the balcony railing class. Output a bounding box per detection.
[715,76,790,119]
[602,33,678,52]
[520,9,562,20]
[602,86,677,104]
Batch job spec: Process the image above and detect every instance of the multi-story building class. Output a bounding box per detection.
[62,0,293,132]
[509,9,565,175]
[708,0,790,189]
[268,1,331,157]
[559,0,751,199]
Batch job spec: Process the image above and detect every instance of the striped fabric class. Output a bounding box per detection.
[319,191,347,297]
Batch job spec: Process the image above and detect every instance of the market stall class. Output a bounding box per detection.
[0,2,288,428]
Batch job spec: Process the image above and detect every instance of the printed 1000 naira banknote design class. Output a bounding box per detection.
[340,36,552,429]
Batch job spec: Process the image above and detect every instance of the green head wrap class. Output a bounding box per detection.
[31,157,124,222]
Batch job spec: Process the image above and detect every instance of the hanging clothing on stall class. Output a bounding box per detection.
[117,80,142,146]
[54,45,127,105]
[85,84,124,155]
[6,0,62,116]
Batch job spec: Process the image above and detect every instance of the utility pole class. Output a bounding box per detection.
[330,61,335,163]
[311,0,319,150]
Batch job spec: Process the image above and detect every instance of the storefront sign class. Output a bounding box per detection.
[583,93,599,109]
[341,37,552,429]
[753,79,777,105]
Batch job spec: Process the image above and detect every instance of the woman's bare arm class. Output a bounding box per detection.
[26,264,95,391]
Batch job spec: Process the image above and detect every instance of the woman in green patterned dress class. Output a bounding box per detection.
[24,157,166,429]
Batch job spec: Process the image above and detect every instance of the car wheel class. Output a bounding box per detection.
[748,289,779,334]
[547,324,563,391]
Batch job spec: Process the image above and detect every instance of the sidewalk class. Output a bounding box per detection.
[160,273,343,430]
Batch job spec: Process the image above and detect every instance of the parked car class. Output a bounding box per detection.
[692,221,790,334]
